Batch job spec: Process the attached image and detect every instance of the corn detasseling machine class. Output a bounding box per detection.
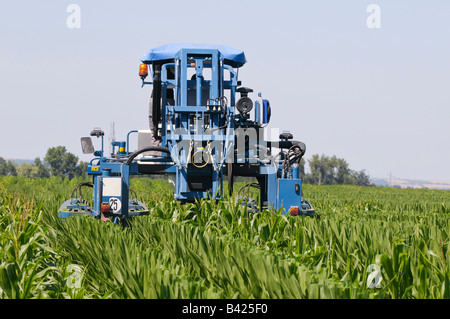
[58,43,315,223]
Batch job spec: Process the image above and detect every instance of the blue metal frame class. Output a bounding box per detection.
[58,44,315,221]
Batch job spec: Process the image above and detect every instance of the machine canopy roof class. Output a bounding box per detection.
[141,43,246,68]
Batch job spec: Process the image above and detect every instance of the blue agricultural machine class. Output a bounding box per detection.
[58,43,315,224]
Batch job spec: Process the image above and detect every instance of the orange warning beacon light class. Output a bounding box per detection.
[139,63,148,79]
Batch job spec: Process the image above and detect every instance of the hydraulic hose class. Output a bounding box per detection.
[125,146,171,165]
[277,140,306,155]
[70,182,93,199]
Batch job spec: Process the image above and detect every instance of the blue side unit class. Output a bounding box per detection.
[276,179,313,216]
[58,43,315,222]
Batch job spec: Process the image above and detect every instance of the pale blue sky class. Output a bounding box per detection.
[1,0,449,181]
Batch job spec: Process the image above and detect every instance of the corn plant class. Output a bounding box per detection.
[1,176,449,299]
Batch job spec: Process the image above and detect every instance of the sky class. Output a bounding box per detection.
[0,0,449,182]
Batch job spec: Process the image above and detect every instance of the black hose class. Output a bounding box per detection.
[281,143,306,177]
[125,146,171,165]
[129,188,137,200]
[276,140,306,154]
[227,162,233,197]
[70,182,93,199]
[238,182,260,198]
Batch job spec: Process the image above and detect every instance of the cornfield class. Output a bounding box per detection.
[0,175,449,299]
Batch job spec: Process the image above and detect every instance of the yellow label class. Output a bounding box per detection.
[91,167,99,171]
[119,147,125,152]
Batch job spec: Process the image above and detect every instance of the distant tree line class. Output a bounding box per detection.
[1,148,371,186]
[0,146,87,180]
[299,154,371,186]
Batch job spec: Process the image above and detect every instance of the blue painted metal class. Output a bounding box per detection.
[277,179,302,214]
[141,43,246,68]
[58,43,315,221]
[262,99,269,124]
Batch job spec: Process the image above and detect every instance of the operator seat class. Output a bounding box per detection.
[188,74,210,106]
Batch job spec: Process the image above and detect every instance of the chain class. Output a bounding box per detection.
[182,139,194,169]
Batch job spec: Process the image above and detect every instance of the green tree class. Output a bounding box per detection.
[335,158,352,184]
[350,169,371,186]
[77,161,88,178]
[299,158,306,177]
[44,146,82,179]
[306,154,338,185]
[304,154,320,184]
[303,154,371,186]
[0,157,17,176]
[34,157,50,178]
[17,163,39,178]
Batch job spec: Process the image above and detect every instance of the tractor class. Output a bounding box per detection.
[58,43,315,223]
